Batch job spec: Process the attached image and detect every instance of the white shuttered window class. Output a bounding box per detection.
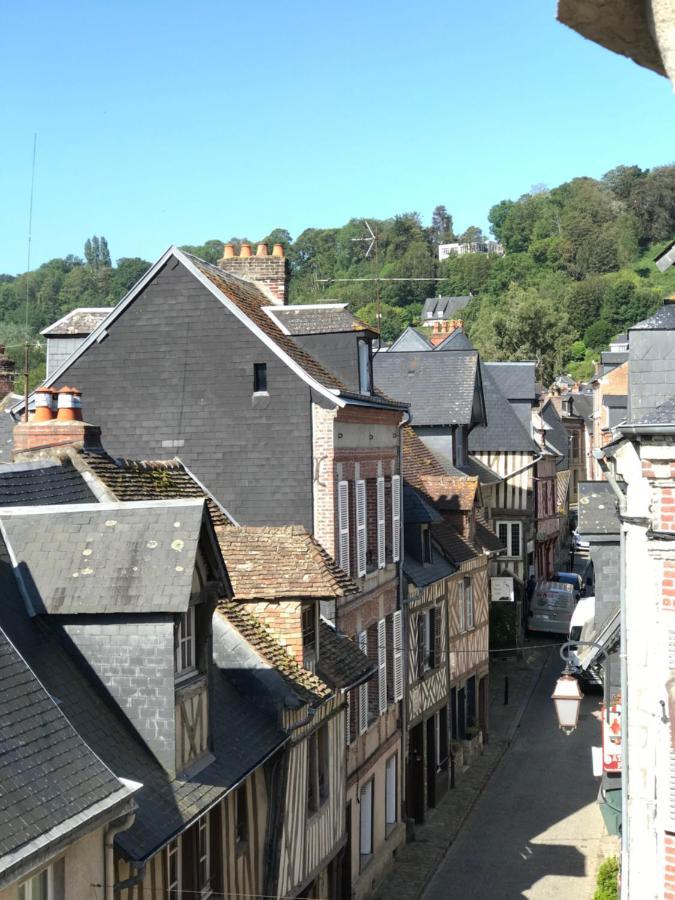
[392,610,403,701]
[378,618,387,714]
[392,475,401,562]
[458,580,465,633]
[358,631,369,734]
[356,479,367,577]
[338,480,350,574]
[377,476,386,569]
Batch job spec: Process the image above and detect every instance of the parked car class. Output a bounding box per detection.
[555,571,584,599]
[528,580,578,635]
[567,596,603,686]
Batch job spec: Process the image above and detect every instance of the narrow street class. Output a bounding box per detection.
[423,650,611,900]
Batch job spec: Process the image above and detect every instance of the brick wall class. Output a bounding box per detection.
[665,832,675,899]
[312,402,337,558]
[216,254,288,305]
[248,601,304,665]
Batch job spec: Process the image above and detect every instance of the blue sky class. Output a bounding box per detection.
[2,0,674,274]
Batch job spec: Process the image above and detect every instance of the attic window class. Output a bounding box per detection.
[253,363,267,393]
[358,340,372,395]
[175,606,196,680]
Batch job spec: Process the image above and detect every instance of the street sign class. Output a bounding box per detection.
[491,576,514,603]
[602,697,622,772]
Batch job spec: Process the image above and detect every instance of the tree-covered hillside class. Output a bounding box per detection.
[3,163,675,387]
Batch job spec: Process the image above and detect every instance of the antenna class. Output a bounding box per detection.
[351,220,381,348]
[23,133,37,422]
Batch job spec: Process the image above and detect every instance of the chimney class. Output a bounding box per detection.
[217,241,289,305]
[0,345,16,398]
[13,386,102,459]
[429,318,463,346]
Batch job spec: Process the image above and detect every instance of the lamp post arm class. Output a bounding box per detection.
[559,640,613,721]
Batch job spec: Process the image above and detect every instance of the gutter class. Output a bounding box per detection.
[593,446,629,899]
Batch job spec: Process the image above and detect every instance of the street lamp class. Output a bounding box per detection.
[552,639,612,734]
[552,665,584,734]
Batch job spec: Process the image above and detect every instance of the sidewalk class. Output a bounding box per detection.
[372,644,551,900]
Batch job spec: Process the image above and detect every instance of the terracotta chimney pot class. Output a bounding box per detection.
[33,387,56,422]
[56,386,83,422]
[272,243,285,258]
[223,243,235,259]
[239,243,252,258]
[256,243,268,257]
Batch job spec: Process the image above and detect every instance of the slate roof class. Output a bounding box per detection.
[622,395,675,428]
[0,542,288,864]
[0,459,96,507]
[431,522,479,564]
[485,362,537,401]
[218,600,331,704]
[475,513,505,554]
[388,327,433,352]
[433,328,475,351]
[567,393,593,423]
[578,482,620,536]
[373,350,480,426]
[316,620,377,690]
[41,308,111,337]
[216,525,358,600]
[600,351,629,370]
[0,621,128,874]
[458,456,502,486]
[185,253,407,411]
[403,548,456,589]
[403,484,443,524]
[469,363,538,453]
[540,401,569,464]
[603,394,628,408]
[264,304,373,336]
[0,394,21,466]
[77,449,234,527]
[421,296,471,320]
[0,500,206,615]
[630,302,675,330]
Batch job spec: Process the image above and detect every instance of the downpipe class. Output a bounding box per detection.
[104,810,136,900]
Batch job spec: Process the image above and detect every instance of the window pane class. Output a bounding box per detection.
[511,523,520,558]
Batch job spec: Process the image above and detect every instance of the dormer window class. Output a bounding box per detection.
[302,603,319,671]
[175,606,197,680]
[358,339,372,394]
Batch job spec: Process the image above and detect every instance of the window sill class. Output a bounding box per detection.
[175,672,207,699]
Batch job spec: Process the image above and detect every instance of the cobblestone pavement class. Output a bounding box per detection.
[371,642,558,900]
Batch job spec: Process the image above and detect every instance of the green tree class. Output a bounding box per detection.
[430,205,454,243]
[355,301,412,343]
[99,236,112,268]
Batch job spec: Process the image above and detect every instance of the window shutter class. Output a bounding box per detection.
[358,631,369,735]
[392,610,403,701]
[392,475,401,562]
[338,480,350,574]
[458,581,465,633]
[356,479,367,577]
[434,605,442,669]
[346,691,353,745]
[378,619,387,714]
[377,476,386,569]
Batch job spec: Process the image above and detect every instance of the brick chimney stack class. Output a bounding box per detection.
[429,318,463,346]
[216,242,289,305]
[13,386,102,459]
[0,345,16,398]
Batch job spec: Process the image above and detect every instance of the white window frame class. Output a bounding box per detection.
[356,479,367,577]
[497,519,522,558]
[167,837,182,900]
[358,631,369,734]
[377,476,386,569]
[392,610,403,701]
[385,753,397,830]
[198,815,212,897]
[358,339,372,395]
[346,690,353,745]
[392,475,401,562]
[359,779,374,860]
[378,618,387,714]
[458,580,465,633]
[338,480,350,574]
[18,863,57,900]
[175,606,197,680]
[465,578,474,630]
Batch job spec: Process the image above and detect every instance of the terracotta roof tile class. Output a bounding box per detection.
[216,525,358,601]
[78,450,233,527]
[217,600,331,704]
